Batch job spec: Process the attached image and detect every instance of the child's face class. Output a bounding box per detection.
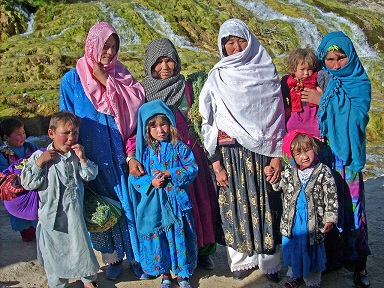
[149,118,170,142]
[153,56,175,79]
[324,50,348,70]
[48,122,79,154]
[4,126,26,148]
[294,62,314,80]
[292,145,315,168]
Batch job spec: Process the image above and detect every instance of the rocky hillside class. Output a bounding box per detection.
[0,0,383,144]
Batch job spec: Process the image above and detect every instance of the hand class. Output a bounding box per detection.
[322,222,334,233]
[152,169,170,179]
[36,149,56,167]
[93,62,108,86]
[266,157,281,183]
[264,165,275,182]
[128,158,145,177]
[151,173,166,188]
[71,144,87,163]
[212,160,229,188]
[300,86,323,105]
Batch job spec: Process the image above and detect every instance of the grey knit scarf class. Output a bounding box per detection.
[141,38,185,115]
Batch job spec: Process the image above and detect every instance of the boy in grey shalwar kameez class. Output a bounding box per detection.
[21,111,99,288]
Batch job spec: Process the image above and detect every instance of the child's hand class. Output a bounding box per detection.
[152,169,170,179]
[264,165,275,182]
[322,222,334,233]
[36,149,56,167]
[71,144,87,163]
[266,158,281,183]
[151,174,166,188]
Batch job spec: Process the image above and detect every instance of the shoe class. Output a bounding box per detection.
[197,255,215,270]
[265,272,279,283]
[106,262,122,280]
[177,276,192,288]
[131,262,150,280]
[160,278,172,288]
[232,270,248,280]
[354,270,370,288]
[20,226,36,242]
[284,277,303,288]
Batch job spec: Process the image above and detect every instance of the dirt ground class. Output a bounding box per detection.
[0,176,383,288]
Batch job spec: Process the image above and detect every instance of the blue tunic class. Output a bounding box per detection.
[59,69,139,261]
[131,141,198,278]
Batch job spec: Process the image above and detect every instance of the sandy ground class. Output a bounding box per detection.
[0,176,383,288]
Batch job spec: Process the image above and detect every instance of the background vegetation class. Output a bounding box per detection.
[0,0,383,154]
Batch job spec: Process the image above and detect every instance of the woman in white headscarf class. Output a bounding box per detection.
[199,18,285,281]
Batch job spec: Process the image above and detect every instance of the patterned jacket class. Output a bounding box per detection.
[272,162,338,246]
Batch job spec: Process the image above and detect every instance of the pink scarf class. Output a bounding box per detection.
[76,22,145,143]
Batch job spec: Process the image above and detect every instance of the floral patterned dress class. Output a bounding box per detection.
[131,141,198,278]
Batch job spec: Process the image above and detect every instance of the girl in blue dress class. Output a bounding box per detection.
[265,130,338,288]
[130,100,198,288]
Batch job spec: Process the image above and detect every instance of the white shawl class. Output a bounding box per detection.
[199,18,286,157]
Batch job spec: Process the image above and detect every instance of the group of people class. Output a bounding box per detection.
[0,17,371,288]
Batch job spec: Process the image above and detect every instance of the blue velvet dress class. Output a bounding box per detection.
[59,69,139,262]
[282,178,327,279]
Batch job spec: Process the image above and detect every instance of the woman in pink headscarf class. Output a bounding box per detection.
[60,22,147,281]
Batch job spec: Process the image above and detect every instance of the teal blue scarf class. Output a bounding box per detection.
[317,31,371,172]
[129,100,178,239]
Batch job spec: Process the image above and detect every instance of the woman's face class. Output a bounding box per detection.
[224,36,248,56]
[100,34,118,65]
[153,56,175,79]
[324,50,348,70]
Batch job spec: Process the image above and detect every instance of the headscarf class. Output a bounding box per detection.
[317,31,371,172]
[141,38,186,114]
[135,99,176,162]
[282,129,316,168]
[76,22,145,142]
[199,18,286,157]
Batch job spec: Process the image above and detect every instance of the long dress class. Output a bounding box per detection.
[131,141,198,278]
[282,178,326,279]
[60,69,140,263]
[175,82,217,249]
[0,143,38,232]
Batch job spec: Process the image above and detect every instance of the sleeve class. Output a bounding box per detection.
[125,134,136,155]
[59,70,76,112]
[317,70,330,91]
[322,166,338,224]
[79,160,98,182]
[168,143,198,187]
[21,151,45,191]
[0,154,9,172]
[131,174,154,195]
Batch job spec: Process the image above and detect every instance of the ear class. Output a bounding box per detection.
[48,129,55,140]
[3,134,10,141]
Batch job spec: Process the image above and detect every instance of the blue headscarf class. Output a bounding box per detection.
[317,31,371,172]
[135,99,176,161]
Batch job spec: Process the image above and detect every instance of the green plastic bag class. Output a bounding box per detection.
[84,187,122,232]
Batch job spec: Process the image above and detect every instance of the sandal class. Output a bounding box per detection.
[160,274,173,288]
[177,276,192,288]
[284,277,303,288]
[354,270,370,288]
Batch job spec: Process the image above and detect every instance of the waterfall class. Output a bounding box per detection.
[286,0,379,59]
[234,0,323,50]
[97,2,141,47]
[13,3,34,36]
[131,1,199,51]
[47,22,78,40]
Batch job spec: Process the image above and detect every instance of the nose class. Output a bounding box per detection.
[334,61,341,70]
[234,41,242,52]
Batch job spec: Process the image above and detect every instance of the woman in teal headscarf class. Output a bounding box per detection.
[301,31,371,288]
